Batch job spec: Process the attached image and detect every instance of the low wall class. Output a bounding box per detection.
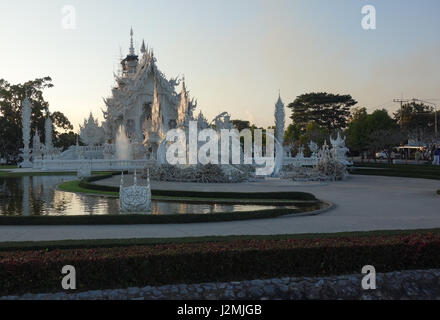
[33,159,156,171]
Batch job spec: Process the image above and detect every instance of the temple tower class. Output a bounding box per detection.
[121,28,139,77]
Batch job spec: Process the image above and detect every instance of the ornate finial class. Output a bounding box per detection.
[129,28,135,56]
[140,40,146,54]
[134,169,137,185]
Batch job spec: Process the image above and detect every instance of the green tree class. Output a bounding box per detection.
[287,92,357,133]
[284,123,301,146]
[55,131,80,151]
[231,120,251,131]
[394,102,436,145]
[348,107,368,123]
[299,122,328,147]
[368,129,406,164]
[345,108,401,158]
[0,77,73,162]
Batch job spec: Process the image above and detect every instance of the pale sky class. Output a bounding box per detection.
[0,0,439,131]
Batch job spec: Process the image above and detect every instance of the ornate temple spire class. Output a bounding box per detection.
[120,28,139,77]
[129,28,135,56]
[140,40,146,54]
[274,93,285,146]
[177,76,189,127]
[151,76,162,133]
[45,115,53,151]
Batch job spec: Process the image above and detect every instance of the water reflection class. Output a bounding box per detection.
[0,176,308,216]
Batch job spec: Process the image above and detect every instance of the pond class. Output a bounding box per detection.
[0,176,323,216]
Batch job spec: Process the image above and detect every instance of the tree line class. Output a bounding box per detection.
[0,77,79,163]
[1,78,437,165]
[283,92,437,163]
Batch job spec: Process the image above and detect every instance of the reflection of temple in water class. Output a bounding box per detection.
[0,176,121,216]
[1,176,280,216]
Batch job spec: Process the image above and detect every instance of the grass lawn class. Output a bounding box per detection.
[0,165,18,169]
[58,179,118,196]
[58,180,318,205]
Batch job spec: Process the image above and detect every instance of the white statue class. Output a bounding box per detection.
[330,132,351,165]
[274,93,285,147]
[19,98,33,168]
[32,129,42,160]
[119,170,152,213]
[272,94,286,176]
[45,115,53,151]
[309,141,319,158]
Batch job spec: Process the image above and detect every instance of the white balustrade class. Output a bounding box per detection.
[33,159,155,171]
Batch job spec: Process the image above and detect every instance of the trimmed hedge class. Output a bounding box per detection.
[80,175,317,201]
[351,168,440,180]
[351,163,440,181]
[1,232,440,296]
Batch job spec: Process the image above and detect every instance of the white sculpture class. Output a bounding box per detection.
[309,141,319,158]
[274,93,285,147]
[330,132,351,165]
[119,170,152,213]
[45,115,53,151]
[32,129,42,160]
[80,113,105,146]
[272,94,286,176]
[19,98,33,168]
[316,141,348,180]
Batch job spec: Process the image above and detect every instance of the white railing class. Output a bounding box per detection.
[33,159,156,171]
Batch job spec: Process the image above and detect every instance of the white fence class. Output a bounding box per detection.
[33,159,156,171]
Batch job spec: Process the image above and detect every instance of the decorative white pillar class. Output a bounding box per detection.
[20,98,33,168]
[45,115,53,151]
[273,93,286,176]
[275,93,285,147]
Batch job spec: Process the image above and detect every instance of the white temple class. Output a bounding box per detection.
[101,29,197,158]
[22,29,351,176]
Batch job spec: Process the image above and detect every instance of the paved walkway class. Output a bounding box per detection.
[0,175,439,242]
